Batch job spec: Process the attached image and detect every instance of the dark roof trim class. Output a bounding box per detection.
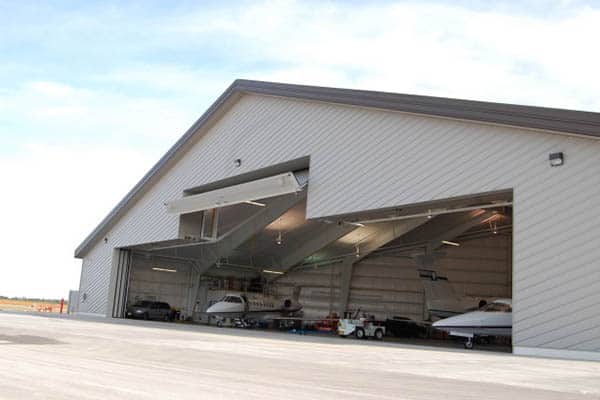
[234,80,600,138]
[75,79,600,258]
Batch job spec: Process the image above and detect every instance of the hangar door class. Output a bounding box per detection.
[111,249,132,318]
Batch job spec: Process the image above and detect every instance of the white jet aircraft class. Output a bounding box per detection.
[420,270,485,319]
[205,288,302,325]
[432,298,512,349]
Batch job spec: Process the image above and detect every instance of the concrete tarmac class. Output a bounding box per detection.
[1,312,599,399]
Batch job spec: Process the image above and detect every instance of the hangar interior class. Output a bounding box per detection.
[112,166,513,338]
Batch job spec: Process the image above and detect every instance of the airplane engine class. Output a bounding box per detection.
[282,298,302,312]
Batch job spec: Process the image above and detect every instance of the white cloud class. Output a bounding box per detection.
[2,0,600,299]
[0,143,154,298]
[1,80,203,144]
[171,1,600,111]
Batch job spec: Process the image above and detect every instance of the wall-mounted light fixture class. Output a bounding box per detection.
[549,152,564,167]
[275,231,283,245]
[234,158,242,167]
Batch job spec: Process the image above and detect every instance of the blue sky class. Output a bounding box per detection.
[1,0,599,298]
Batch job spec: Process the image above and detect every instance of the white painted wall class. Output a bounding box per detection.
[78,94,600,357]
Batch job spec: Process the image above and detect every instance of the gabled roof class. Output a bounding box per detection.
[75,79,600,258]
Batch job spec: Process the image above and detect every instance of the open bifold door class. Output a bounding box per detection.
[165,171,308,215]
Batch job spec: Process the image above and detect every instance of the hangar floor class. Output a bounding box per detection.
[1,312,598,400]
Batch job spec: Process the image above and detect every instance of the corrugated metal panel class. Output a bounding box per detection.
[274,235,511,321]
[77,243,112,315]
[78,94,600,356]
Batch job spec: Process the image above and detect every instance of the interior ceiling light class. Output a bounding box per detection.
[345,221,365,227]
[489,221,498,235]
[244,200,266,207]
[441,240,460,247]
[263,269,284,275]
[275,217,283,245]
[152,267,177,273]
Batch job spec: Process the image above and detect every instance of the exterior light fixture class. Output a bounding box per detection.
[263,269,284,275]
[549,152,564,167]
[152,267,177,273]
[441,240,460,247]
[234,158,242,167]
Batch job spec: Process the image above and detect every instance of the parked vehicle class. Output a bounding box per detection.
[126,301,174,321]
[338,318,386,340]
[385,317,428,338]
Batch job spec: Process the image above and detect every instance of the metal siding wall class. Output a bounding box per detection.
[78,94,600,356]
[78,243,112,314]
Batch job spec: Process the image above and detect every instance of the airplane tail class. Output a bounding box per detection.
[292,286,302,302]
[419,270,471,320]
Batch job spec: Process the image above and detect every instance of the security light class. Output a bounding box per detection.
[549,152,564,167]
[234,158,242,167]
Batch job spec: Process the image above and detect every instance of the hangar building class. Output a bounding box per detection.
[74,80,600,361]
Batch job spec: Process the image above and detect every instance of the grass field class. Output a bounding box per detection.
[0,299,68,314]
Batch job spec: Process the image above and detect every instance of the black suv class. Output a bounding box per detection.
[126,301,174,321]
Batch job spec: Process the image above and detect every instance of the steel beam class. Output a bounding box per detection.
[337,217,429,315]
[270,222,357,281]
[194,190,307,275]
[424,209,496,253]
